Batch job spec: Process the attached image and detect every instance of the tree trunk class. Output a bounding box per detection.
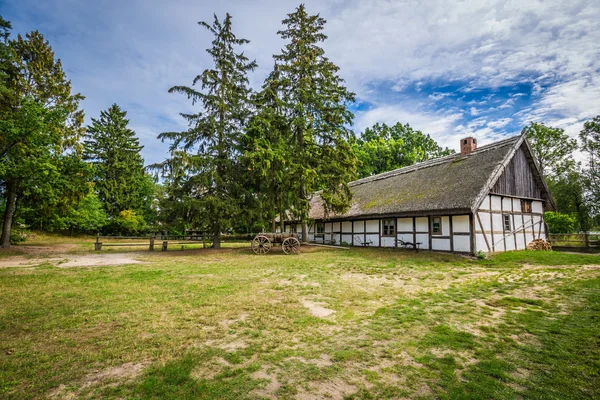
[302,221,309,243]
[212,222,221,249]
[271,218,276,233]
[0,180,18,248]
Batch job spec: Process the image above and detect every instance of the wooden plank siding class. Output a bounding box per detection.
[490,146,544,200]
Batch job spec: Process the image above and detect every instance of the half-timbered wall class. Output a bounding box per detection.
[290,214,472,253]
[475,194,545,253]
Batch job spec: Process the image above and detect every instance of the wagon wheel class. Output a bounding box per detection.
[252,235,272,254]
[282,237,301,255]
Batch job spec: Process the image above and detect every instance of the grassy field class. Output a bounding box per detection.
[0,241,599,399]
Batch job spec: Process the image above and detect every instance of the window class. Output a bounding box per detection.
[521,200,532,213]
[432,217,442,235]
[316,223,325,234]
[382,219,395,236]
[503,214,511,232]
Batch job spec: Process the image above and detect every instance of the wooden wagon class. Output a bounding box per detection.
[252,233,301,254]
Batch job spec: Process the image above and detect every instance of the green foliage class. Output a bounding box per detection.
[0,27,85,247]
[353,122,454,178]
[544,212,578,233]
[580,115,600,215]
[113,209,146,234]
[547,168,592,231]
[476,250,486,260]
[244,4,357,232]
[67,191,107,233]
[83,104,154,233]
[157,14,256,247]
[522,122,577,176]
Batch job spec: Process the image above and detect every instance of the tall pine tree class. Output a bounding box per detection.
[247,4,357,240]
[158,13,256,247]
[84,104,153,232]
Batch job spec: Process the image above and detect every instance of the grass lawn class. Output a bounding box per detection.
[1,242,599,399]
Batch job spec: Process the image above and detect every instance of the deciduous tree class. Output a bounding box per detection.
[353,122,453,178]
[0,28,84,247]
[522,122,577,177]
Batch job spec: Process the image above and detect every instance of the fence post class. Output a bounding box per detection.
[161,241,168,251]
[95,234,102,251]
[149,235,155,251]
[585,232,590,249]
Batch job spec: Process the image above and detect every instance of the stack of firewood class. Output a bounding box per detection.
[527,239,552,251]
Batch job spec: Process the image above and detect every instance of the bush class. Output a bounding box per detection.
[545,212,578,233]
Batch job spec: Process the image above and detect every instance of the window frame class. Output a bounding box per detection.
[431,217,442,236]
[382,219,396,236]
[315,223,325,234]
[503,214,511,232]
[521,199,533,213]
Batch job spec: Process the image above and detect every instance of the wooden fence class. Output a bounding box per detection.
[94,233,256,251]
[548,233,600,251]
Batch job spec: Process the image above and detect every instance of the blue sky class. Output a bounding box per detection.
[1,0,599,165]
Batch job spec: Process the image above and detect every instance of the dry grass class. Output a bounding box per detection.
[0,242,599,399]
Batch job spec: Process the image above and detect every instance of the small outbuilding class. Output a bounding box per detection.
[286,133,555,254]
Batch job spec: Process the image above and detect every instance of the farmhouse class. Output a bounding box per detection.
[286,133,555,254]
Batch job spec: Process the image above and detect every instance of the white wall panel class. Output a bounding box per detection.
[354,221,364,233]
[352,235,362,246]
[478,212,491,231]
[341,234,353,245]
[512,198,521,212]
[453,235,471,252]
[415,217,428,232]
[366,234,379,247]
[342,221,352,233]
[324,223,332,233]
[333,234,340,244]
[479,196,491,211]
[476,234,489,252]
[492,213,503,233]
[502,197,512,212]
[491,195,502,211]
[381,237,395,247]
[505,236,516,251]
[366,220,379,232]
[432,238,451,251]
[532,200,544,214]
[452,215,470,233]
[441,216,450,236]
[416,233,429,249]
[397,218,413,232]
[397,233,413,243]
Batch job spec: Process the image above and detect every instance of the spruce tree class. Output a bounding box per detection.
[250,4,357,239]
[158,13,256,247]
[84,104,152,231]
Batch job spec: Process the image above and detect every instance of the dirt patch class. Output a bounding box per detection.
[59,253,146,268]
[296,378,357,400]
[301,299,335,318]
[251,365,281,399]
[0,252,145,268]
[48,362,147,399]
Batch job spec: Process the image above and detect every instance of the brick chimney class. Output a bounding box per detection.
[460,137,477,157]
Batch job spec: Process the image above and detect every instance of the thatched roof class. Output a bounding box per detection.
[309,134,549,220]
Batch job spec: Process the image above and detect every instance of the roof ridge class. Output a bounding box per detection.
[350,134,520,188]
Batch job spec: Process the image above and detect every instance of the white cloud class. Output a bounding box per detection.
[2,0,598,163]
